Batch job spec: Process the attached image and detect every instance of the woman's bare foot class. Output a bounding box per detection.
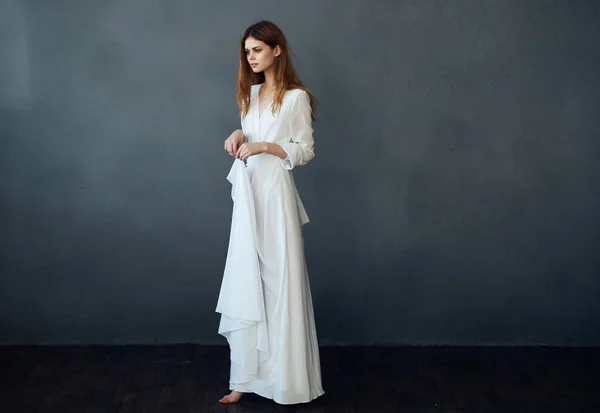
[219,390,243,404]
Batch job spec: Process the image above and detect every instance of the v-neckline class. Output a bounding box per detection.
[257,84,273,119]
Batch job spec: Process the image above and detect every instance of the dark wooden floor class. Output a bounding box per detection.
[0,345,598,413]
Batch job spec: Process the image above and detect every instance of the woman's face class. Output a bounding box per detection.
[244,36,280,73]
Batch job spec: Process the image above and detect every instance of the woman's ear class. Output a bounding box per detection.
[274,45,281,57]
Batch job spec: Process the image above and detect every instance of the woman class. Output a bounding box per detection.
[215,21,325,405]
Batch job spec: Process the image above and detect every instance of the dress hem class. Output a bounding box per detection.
[230,382,325,405]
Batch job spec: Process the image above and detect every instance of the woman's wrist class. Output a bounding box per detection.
[234,129,245,141]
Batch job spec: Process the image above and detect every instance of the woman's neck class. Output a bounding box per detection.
[263,68,277,91]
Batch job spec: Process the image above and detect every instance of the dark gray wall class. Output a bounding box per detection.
[1,0,599,346]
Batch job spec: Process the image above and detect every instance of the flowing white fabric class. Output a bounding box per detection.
[215,159,269,384]
[215,86,324,405]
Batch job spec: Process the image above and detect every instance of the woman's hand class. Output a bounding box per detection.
[224,130,245,156]
[236,142,266,160]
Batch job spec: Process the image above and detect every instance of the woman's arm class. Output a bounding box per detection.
[262,142,288,159]
[235,141,287,160]
[278,90,315,170]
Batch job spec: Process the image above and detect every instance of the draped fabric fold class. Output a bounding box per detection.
[215,159,269,384]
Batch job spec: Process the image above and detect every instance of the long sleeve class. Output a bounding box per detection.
[279,90,315,170]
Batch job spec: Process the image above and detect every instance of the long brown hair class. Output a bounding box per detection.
[237,21,317,121]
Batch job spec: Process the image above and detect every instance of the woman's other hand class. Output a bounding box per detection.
[224,130,245,156]
[236,143,266,161]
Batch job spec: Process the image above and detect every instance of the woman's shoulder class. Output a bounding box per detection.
[286,87,308,97]
[284,88,309,106]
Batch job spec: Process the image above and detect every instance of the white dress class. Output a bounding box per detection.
[215,85,325,405]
